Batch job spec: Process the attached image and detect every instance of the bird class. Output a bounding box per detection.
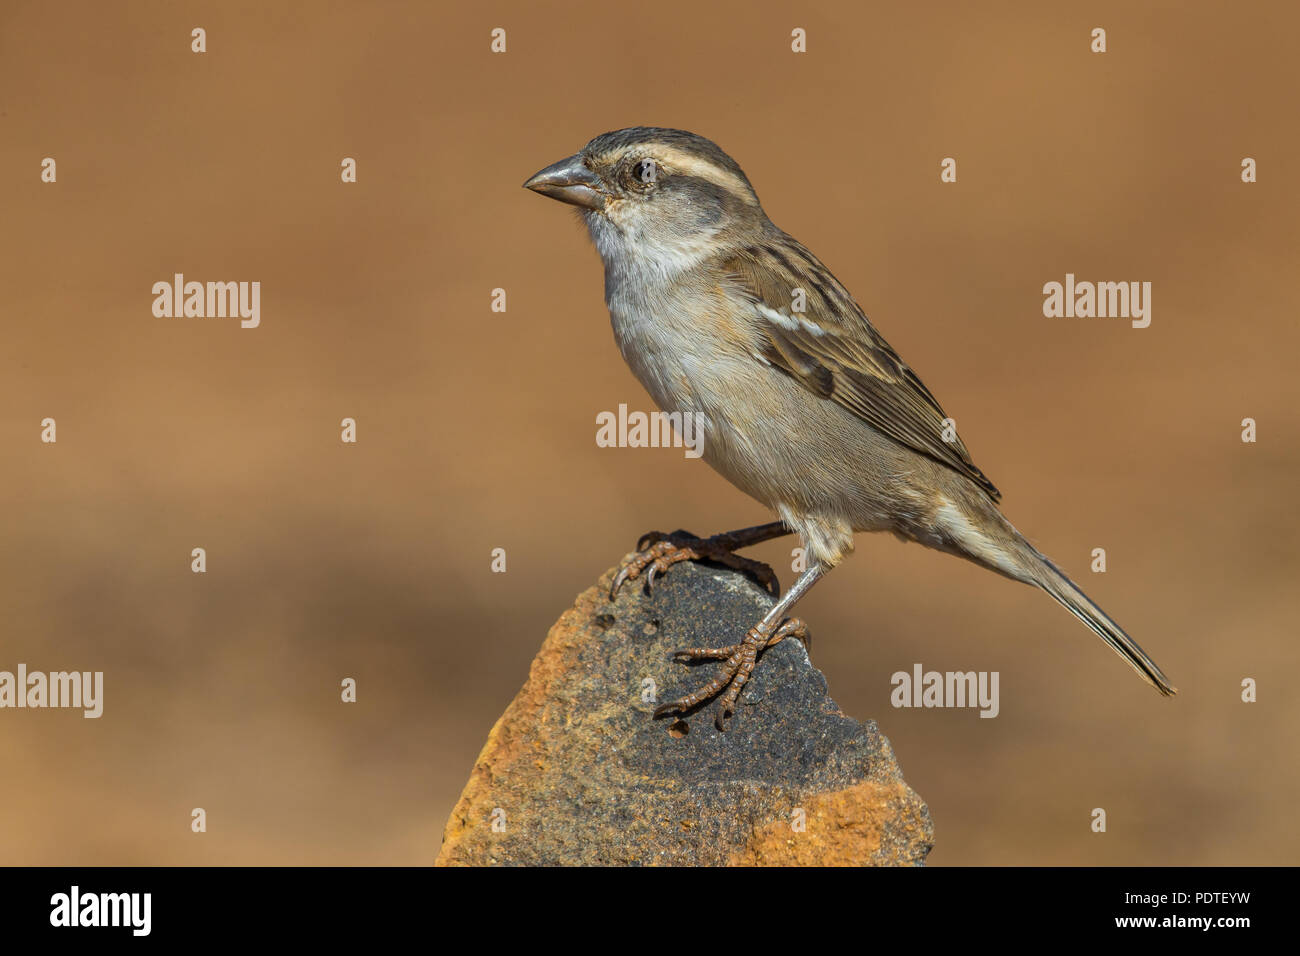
[523,127,1175,731]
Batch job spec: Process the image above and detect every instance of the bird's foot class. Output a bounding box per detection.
[609,529,780,601]
[653,617,810,731]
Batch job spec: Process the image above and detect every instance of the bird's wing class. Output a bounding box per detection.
[722,234,1001,501]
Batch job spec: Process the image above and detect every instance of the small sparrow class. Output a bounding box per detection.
[525,127,1175,730]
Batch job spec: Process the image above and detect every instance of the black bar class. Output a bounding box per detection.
[0,866,1278,942]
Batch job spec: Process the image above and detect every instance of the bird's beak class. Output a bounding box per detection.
[523,154,606,211]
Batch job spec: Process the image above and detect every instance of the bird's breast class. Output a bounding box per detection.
[604,272,793,497]
[604,271,748,420]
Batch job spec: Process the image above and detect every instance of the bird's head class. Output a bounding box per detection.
[524,127,769,274]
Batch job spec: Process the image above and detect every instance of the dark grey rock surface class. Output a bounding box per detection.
[437,558,933,866]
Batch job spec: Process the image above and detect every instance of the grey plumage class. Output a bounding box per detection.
[525,127,1176,721]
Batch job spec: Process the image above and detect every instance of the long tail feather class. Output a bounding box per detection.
[936,495,1176,695]
[1032,552,1177,695]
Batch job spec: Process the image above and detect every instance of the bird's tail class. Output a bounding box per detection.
[1029,548,1176,696]
[940,496,1177,696]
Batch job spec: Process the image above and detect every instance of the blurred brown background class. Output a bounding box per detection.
[1,0,1296,865]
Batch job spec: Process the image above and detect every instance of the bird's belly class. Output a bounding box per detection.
[607,298,907,550]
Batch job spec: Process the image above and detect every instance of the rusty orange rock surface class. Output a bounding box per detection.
[437,560,933,866]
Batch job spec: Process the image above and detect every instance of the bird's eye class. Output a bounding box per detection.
[631,158,658,186]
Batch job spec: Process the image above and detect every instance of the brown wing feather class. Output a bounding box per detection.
[724,234,1001,501]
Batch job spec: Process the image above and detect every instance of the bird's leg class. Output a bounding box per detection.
[609,521,792,600]
[654,563,826,731]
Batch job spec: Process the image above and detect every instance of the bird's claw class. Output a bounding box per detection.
[609,530,780,601]
[635,528,697,552]
[653,618,809,731]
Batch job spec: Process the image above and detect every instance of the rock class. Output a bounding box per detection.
[436,557,933,866]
